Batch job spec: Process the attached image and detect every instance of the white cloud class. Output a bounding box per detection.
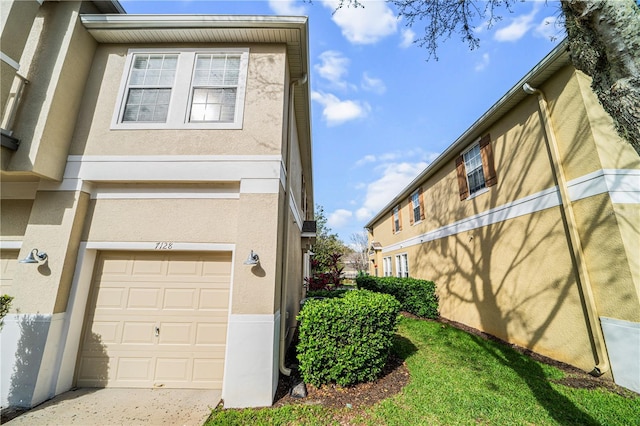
[315,51,350,88]
[311,91,370,126]
[321,0,398,44]
[475,53,490,72]
[535,15,563,40]
[268,0,306,15]
[399,28,415,48]
[356,161,428,221]
[494,5,540,42]
[355,154,376,167]
[361,72,386,94]
[328,209,353,228]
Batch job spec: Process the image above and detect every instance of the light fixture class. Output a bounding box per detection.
[243,250,260,266]
[19,248,48,264]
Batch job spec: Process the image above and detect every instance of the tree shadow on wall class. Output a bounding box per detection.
[409,97,618,424]
[2,319,108,423]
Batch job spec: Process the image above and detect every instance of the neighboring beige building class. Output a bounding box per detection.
[1,1,314,409]
[366,42,640,393]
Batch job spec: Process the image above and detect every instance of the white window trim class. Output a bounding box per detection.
[395,253,408,278]
[462,141,487,198]
[383,256,392,277]
[111,48,249,130]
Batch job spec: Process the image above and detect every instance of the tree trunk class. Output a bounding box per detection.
[561,0,640,156]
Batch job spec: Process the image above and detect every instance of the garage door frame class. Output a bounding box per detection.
[54,242,235,397]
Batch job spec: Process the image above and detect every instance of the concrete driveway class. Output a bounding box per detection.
[4,388,221,425]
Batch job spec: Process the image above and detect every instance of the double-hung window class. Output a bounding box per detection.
[410,189,424,225]
[392,205,402,233]
[456,134,497,200]
[113,49,249,130]
[395,254,408,278]
[122,54,177,123]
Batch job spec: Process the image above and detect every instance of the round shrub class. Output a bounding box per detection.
[296,290,400,387]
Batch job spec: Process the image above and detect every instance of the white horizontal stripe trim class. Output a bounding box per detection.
[383,186,561,253]
[0,52,19,70]
[91,186,239,200]
[240,178,280,194]
[66,155,282,162]
[38,179,92,193]
[84,241,235,251]
[0,241,22,250]
[567,169,640,204]
[62,158,282,183]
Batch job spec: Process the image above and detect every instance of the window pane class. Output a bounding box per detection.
[123,88,170,122]
[189,88,236,122]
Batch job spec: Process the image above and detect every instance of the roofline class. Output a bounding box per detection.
[80,14,309,29]
[364,40,571,229]
[91,1,126,14]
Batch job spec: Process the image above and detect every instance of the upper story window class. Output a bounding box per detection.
[392,205,402,234]
[113,48,249,130]
[456,134,497,200]
[123,54,177,123]
[410,189,424,225]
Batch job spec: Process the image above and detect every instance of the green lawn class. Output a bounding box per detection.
[205,316,639,425]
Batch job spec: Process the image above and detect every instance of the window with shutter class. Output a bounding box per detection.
[457,134,496,200]
[410,188,425,225]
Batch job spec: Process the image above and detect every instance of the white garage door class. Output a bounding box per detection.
[76,251,231,389]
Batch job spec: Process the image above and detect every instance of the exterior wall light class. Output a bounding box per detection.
[243,250,260,266]
[19,248,48,264]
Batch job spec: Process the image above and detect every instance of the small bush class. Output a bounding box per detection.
[297,290,400,387]
[356,276,439,319]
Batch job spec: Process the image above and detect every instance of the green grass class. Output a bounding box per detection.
[205,317,639,425]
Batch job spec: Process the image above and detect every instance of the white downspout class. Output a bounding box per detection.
[523,83,609,376]
[279,73,308,377]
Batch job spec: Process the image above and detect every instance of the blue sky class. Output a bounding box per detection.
[120,0,564,243]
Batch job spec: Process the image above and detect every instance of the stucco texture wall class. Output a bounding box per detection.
[68,44,287,157]
[9,1,97,179]
[397,206,595,371]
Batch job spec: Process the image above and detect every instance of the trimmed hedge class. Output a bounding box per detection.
[356,275,439,319]
[296,290,400,387]
[306,289,352,299]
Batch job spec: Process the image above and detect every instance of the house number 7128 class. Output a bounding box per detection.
[155,242,174,250]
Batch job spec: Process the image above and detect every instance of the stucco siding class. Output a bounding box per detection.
[68,44,287,157]
[0,199,33,239]
[388,206,595,371]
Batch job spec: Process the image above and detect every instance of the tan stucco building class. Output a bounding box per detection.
[366,42,640,393]
[1,0,314,409]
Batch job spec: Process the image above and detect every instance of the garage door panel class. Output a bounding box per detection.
[127,288,162,309]
[163,288,196,309]
[196,323,227,345]
[121,322,157,344]
[157,323,193,345]
[78,251,231,390]
[116,357,153,381]
[199,289,230,309]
